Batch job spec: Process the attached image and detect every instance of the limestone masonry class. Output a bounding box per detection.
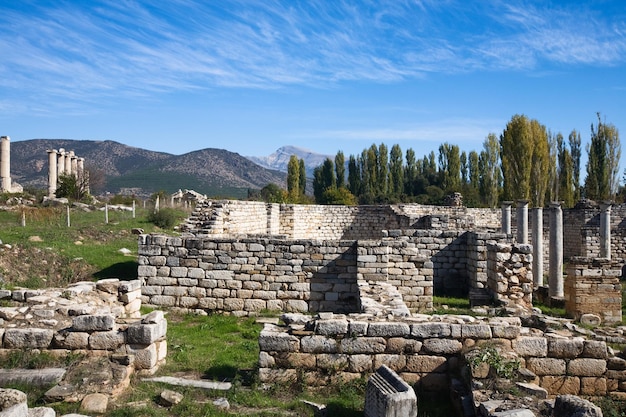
[137,198,626,400]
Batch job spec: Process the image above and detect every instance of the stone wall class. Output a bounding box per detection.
[259,313,619,397]
[182,200,503,240]
[487,243,533,312]
[0,279,166,374]
[138,230,516,315]
[564,257,623,324]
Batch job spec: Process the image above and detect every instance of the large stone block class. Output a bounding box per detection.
[127,318,167,345]
[526,358,566,376]
[128,343,158,370]
[301,336,338,353]
[52,331,89,350]
[4,328,54,349]
[567,358,606,377]
[422,338,462,355]
[367,322,410,338]
[512,337,547,357]
[548,338,584,359]
[72,315,115,332]
[540,376,580,395]
[316,319,349,336]
[410,323,451,338]
[89,330,126,350]
[405,355,447,373]
[364,365,417,417]
[259,326,300,352]
[341,337,386,354]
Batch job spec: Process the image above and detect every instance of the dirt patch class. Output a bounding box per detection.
[0,244,96,288]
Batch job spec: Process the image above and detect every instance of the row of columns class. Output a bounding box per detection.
[47,148,86,198]
[501,200,612,300]
[0,136,12,192]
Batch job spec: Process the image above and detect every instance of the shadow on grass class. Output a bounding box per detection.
[203,364,239,381]
[94,261,138,280]
[325,403,362,417]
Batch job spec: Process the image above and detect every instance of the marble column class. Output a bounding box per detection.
[77,158,84,182]
[70,151,78,177]
[516,200,529,244]
[64,151,72,175]
[532,207,543,287]
[47,149,58,197]
[57,148,66,177]
[0,136,10,192]
[501,201,513,234]
[600,202,612,259]
[549,202,563,298]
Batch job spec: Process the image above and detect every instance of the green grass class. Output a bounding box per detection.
[432,295,472,315]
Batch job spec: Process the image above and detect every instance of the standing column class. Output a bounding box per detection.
[600,202,612,259]
[64,151,72,175]
[0,136,10,192]
[57,148,66,177]
[532,207,544,287]
[77,158,84,182]
[516,200,529,244]
[549,202,564,298]
[501,201,513,234]
[70,152,78,177]
[47,149,58,197]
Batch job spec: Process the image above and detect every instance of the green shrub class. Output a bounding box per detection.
[147,208,181,229]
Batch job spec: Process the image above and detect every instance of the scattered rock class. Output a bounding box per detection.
[131,228,144,235]
[159,389,183,407]
[552,395,602,417]
[213,397,230,411]
[118,247,132,255]
[28,236,43,242]
[80,393,108,414]
[0,368,66,387]
[580,314,601,327]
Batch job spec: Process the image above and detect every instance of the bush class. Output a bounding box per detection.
[148,208,180,229]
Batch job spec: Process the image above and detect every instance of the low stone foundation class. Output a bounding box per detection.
[0,279,167,375]
[259,312,623,398]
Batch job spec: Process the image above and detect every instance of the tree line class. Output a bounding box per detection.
[279,113,621,208]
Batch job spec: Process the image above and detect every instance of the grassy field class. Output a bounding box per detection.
[2,203,620,416]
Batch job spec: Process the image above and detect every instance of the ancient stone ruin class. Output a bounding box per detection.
[0,136,23,194]
[46,148,87,198]
[136,198,626,414]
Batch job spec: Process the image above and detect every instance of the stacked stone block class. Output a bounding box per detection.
[564,257,623,324]
[486,243,533,312]
[0,280,166,375]
[259,313,621,397]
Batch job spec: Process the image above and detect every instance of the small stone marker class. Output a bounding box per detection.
[364,365,417,417]
[80,393,108,414]
[159,389,183,407]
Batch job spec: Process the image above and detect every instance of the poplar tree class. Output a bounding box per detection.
[404,148,417,196]
[501,114,550,206]
[335,151,345,189]
[569,130,582,202]
[298,158,306,196]
[389,144,404,196]
[378,143,389,195]
[585,113,621,200]
[438,143,461,191]
[479,133,501,208]
[347,155,361,196]
[287,155,300,197]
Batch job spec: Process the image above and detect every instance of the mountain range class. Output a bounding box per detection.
[8,139,328,198]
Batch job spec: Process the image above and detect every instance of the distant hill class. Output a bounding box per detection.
[10,139,286,199]
[246,145,331,175]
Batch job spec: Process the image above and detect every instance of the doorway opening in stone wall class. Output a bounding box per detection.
[431,239,472,314]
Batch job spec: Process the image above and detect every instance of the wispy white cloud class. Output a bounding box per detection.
[0,0,624,114]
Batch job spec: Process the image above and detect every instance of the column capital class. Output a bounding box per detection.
[516,199,529,206]
[47,149,58,154]
[549,201,562,209]
[501,201,514,208]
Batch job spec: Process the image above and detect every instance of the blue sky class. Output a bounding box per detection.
[1,1,625,168]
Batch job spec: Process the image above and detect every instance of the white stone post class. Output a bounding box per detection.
[516,200,529,244]
[105,204,109,224]
[47,149,58,197]
[64,151,72,175]
[70,151,78,177]
[532,207,543,287]
[600,202,612,259]
[57,148,66,178]
[549,202,563,298]
[0,136,11,192]
[132,200,136,219]
[501,201,513,234]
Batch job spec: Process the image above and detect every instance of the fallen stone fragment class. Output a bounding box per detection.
[0,368,66,387]
[80,393,108,414]
[29,406,56,417]
[492,409,536,417]
[515,382,548,399]
[143,376,231,390]
[159,389,183,407]
[44,384,78,402]
[213,398,230,411]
